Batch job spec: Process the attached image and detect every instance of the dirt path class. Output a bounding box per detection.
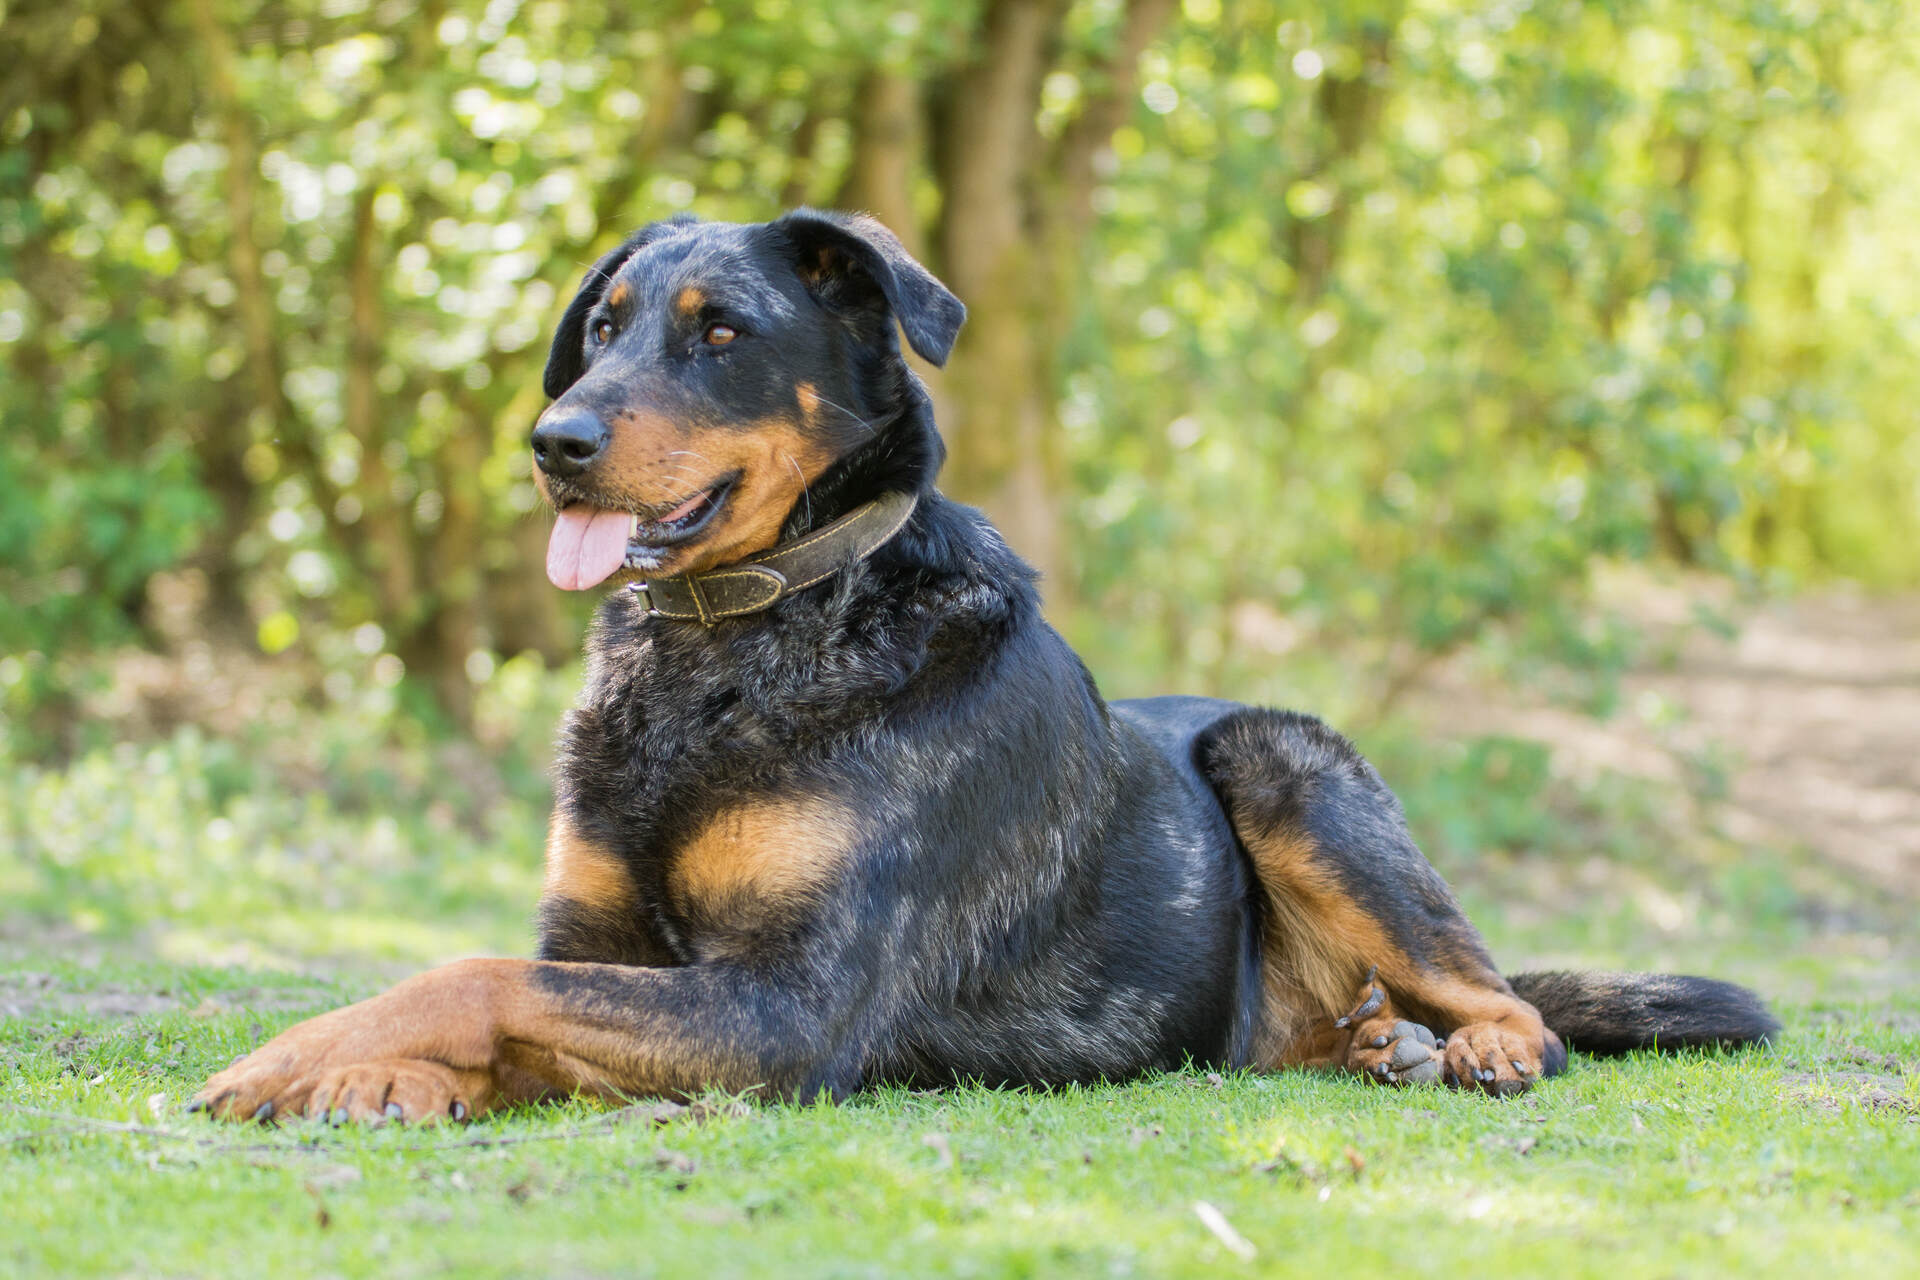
[1412,578,1920,899]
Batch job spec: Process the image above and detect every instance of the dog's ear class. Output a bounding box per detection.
[771,209,966,367]
[543,217,700,398]
[543,236,643,398]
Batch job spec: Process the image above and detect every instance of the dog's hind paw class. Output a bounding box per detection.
[1348,1015,1444,1086]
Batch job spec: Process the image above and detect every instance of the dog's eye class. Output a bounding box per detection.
[593,320,614,345]
[704,323,737,347]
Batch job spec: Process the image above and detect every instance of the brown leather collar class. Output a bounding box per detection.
[628,489,919,625]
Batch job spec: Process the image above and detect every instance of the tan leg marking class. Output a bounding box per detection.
[190,958,775,1123]
[1241,831,1401,1068]
[1237,826,1552,1093]
[542,809,635,913]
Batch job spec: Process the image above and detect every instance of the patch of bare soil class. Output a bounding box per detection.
[1782,1072,1917,1120]
[1413,576,1920,899]
[0,971,334,1022]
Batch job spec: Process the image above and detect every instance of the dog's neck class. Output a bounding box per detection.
[777,365,943,542]
[629,489,919,625]
[631,368,940,625]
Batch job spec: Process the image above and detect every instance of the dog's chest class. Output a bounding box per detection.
[661,795,859,946]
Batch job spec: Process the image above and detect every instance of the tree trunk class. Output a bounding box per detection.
[934,0,1071,593]
[840,72,926,258]
[186,0,277,636]
[933,0,1176,601]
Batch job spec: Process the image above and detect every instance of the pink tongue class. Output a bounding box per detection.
[546,507,633,591]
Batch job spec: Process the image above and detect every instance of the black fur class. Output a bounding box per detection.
[526,213,1777,1100]
[542,214,699,398]
[771,209,967,366]
[1509,972,1781,1053]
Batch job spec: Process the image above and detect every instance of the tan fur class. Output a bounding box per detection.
[674,285,705,315]
[1241,829,1395,1067]
[607,281,632,309]
[541,810,635,912]
[670,796,857,909]
[190,957,772,1121]
[596,410,834,575]
[1236,819,1550,1087]
[796,381,820,422]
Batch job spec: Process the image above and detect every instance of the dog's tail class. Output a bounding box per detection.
[1508,971,1780,1054]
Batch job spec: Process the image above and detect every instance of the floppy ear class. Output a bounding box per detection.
[542,216,701,398]
[543,236,642,398]
[771,209,967,367]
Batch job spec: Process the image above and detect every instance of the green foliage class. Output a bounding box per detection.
[1066,0,1920,701]
[1,661,569,966]
[3,0,1916,734]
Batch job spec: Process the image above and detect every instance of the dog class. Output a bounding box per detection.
[192,209,1776,1124]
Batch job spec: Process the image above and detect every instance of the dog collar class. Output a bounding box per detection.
[628,489,918,625]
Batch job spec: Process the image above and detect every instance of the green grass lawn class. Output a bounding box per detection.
[2,958,1915,1278]
[5,695,1915,1277]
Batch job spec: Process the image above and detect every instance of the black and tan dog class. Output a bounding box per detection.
[193,210,1776,1124]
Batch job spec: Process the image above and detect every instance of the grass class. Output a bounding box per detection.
[4,666,1916,1277]
[3,962,1915,1278]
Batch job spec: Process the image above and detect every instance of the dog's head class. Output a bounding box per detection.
[532,210,964,590]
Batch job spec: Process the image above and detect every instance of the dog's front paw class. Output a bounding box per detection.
[187,1004,374,1120]
[188,963,503,1122]
[302,1058,494,1125]
[188,1042,321,1122]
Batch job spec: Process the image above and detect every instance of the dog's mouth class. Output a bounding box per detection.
[544,475,737,591]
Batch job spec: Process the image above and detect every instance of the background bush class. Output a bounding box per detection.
[4,0,1916,759]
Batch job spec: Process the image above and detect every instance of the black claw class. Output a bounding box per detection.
[1373,1062,1390,1078]
[1433,1038,1446,1050]
[1336,984,1386,1030]
[252,1101,274,1122]
[1371,1035,1389,1049]
[451,1101,467,1121]
[185,1098,206,1114]
[385,1102,403,1119]
[1478,1068,1495,1084]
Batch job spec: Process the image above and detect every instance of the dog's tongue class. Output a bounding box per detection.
[546,506,633,591]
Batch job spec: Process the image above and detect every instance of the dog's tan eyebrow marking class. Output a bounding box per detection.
[675,286,706,316]
[607,281,633,309]
[796,382,820,422]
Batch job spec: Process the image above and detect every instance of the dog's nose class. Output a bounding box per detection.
[531,412,609,479]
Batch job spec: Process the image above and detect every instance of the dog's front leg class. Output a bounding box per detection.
[190,957,859,1123]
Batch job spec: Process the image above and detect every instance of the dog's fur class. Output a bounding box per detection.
[193,211,1776,1124]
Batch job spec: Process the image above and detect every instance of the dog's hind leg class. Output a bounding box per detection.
[1197,708,1567,1096]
